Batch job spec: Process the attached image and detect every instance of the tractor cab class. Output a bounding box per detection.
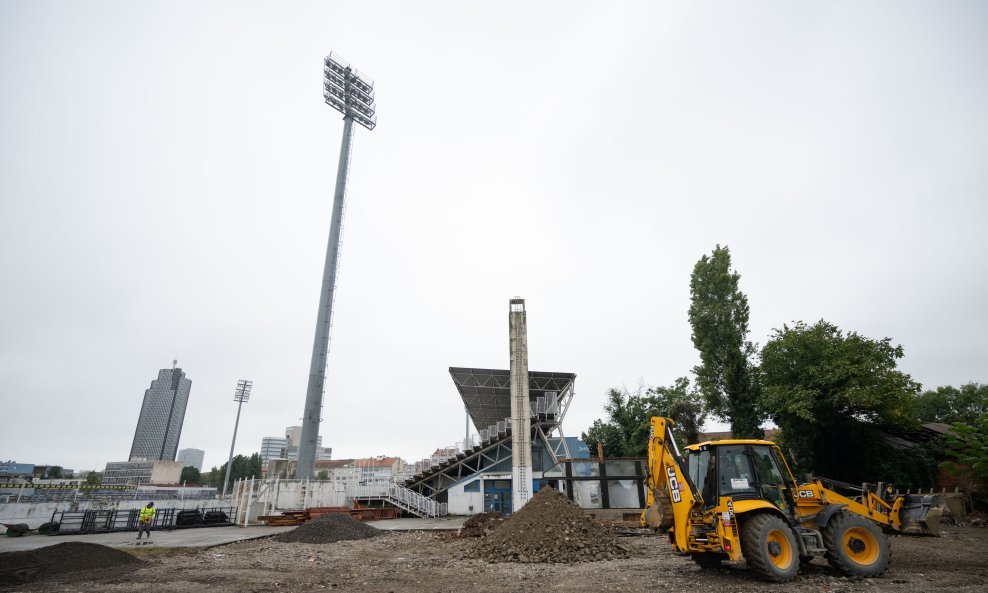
[685,440,798,517]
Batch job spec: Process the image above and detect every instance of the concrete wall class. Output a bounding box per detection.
[150,461,183,484]
[233,479,349,523]
[447,476,485,515]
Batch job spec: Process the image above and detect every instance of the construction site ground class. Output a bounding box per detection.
[2,524,985,592]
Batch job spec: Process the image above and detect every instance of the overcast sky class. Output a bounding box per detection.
[1,1,986,473]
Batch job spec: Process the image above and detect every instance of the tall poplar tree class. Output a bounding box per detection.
[688,245,762,438]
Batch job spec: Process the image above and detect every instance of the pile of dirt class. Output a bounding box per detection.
[0,542,143,585]
[458,512,506,537]
[272,512,383,544]
[469,488,631,563]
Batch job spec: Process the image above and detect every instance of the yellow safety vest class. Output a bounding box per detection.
[139,506,156,523]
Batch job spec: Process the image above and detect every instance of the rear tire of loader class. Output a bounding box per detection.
[740,513,799,582]
[822,511,890,578]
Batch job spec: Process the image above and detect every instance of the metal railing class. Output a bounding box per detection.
[352,482,446,517]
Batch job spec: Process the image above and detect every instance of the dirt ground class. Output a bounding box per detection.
[5,526,987,593]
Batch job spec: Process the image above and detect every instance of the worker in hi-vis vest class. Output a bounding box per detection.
[137,501,156,539]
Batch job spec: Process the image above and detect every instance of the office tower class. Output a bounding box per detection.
[177,448,205,471]
[129,365,192,462]
[260,437,289,464]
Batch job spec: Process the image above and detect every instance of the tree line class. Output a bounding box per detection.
[583,245,987,493]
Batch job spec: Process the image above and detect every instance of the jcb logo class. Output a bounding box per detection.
[798,490,815,498]
[666,467,682,503]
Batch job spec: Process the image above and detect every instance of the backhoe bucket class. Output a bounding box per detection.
[897,494,944,537]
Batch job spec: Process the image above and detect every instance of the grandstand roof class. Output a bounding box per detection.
[448,367,576,432]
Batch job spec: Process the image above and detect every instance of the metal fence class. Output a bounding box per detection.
[50,506,234,535]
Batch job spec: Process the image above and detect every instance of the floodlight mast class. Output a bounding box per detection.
[223,379,253,496]
[296,53,377,479]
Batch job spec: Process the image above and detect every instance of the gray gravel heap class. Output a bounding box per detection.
[469,487,631,563]
[272,512,382,544]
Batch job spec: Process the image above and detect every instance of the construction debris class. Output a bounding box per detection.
[469,487,632,563]
[260,506,397,526]
[0,542,143,586]
[272,511,383,544]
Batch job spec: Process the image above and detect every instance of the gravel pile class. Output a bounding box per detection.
[0,542,143,586]
[469,487,631,563]
[458,512,506,537]
[272,512,383,544]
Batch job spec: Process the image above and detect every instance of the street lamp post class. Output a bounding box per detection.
[296,53,377,479]
[223,379,252,496]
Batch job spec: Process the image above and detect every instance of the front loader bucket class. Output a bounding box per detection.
[897,494,944,537]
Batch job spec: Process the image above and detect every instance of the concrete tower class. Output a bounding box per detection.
[509,297,533,511]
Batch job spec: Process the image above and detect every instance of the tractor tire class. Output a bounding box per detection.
[740,513,800,582]
[691,553,726,569]
[822,511,891,578]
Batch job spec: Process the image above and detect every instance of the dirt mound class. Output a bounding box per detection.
[469,487,631,563]
[459,512,506,537]
[272,512,383,544]
[0,541,143,585]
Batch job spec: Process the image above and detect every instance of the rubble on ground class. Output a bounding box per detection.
[272,511,383,544]
[469,487,631,563]
[957,511,986,528]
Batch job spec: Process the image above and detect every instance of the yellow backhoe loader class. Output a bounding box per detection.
[642,417,943,582]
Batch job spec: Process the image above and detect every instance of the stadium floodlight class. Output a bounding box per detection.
[296,53,377,480]
[322,52,377,130]
[222,379,253,496]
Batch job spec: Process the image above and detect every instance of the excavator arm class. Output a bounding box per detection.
[641,417,702,553]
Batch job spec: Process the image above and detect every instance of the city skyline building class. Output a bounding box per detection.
[128,364,192,462]
[177,448,205,471]
[260,426,330,466]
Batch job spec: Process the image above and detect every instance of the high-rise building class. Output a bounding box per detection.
[129,365,192,462]
[260,426,330,464]
[177,448,205,471]
[259,437,288,464]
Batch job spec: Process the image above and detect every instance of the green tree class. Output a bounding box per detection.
[941,414,988,478]
[689,245,762,438]
[212,454,264,488]
[760,320,925,485]
[180,466,202,485]
[46,466,63,479]
[582,379,706,457]
[84,471,102,486]
[648,377,707,446]
[915,383,987,424]
[316,470,330,480]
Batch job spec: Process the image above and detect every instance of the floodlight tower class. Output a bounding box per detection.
[296,53,377,479]
[223,379,253,496]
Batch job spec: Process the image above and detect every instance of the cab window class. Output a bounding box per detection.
[717,445,756,498]
[751,445,791,509]
[687,449,717,506]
